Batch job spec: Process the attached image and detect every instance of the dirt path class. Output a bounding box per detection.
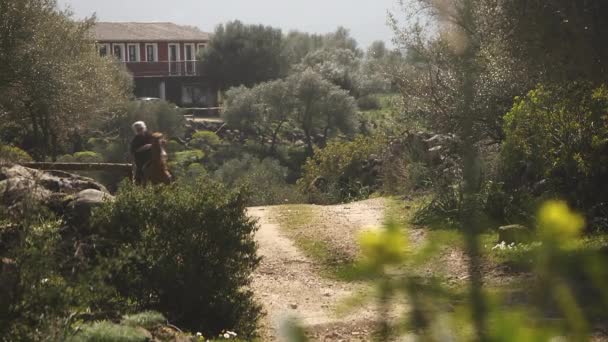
[248,199,388,341]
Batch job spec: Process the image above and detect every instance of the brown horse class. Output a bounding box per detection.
[141,132,172,185]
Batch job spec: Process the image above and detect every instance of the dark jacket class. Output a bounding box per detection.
[130,132,154,168]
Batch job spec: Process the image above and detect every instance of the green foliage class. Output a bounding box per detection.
[113,101,185,141]
[199,20,286,91]
[169,149,206,179]
[214,155,303,206]
[68,321,148,342]
[72,151,104,163]
[120,311,165,329]
[90,181,262,338]
[1,214,120,341]
[0,0,131,159]
[357,95,381,111]
[339,201,608,341]
[191,131,222,149]
[223,71,359,156]
[298,135,384,204]
[0,144,33,162]
[282,27,362,70]
[501,84,608,225]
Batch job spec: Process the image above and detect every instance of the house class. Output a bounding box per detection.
[93,22,217,108]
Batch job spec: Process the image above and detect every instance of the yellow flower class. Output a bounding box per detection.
[538,201,585,243]
[359,222,408,267]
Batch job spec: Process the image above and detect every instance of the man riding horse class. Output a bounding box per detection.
[131,121,172,185]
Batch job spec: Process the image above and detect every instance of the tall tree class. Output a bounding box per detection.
[223,69,358,156]
[199,21,286,91]
[287,69,358,155]
[0,0,131,159]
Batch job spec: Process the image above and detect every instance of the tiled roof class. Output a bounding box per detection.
[94,22,210,42]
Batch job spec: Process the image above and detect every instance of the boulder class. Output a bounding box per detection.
[498,224,534,244]
[67,189,114,221]
[0,164,110,214]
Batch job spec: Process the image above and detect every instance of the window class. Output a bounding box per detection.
[197,43,206,55]
[99,44,109,57]
[112,44,125,61]
[145,44,158,62]
[184,44,195,61]
[127,44,139,62]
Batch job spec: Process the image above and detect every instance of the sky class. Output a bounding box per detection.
[57,0,400,49]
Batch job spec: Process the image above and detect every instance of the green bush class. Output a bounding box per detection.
[357,95,381,111]
[90,181,262,338]
[1,215,120,341]
[501,84,608,225]
[121,311,165,329]
[214,155,303,206]
[0,144,33,163]
[297,135,384,204]
[191,131,222,148]
[73,151,104,163]
[68,321,148,342]
[106,101,186,146]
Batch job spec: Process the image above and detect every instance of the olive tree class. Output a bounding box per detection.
[0,0,131,159]
[287,69,358,155]
[223,69,358,156]
[199,20,286,91]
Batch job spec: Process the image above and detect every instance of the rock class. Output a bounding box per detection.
[290,303,298,309]
[0,165,109,212]
[67,189,115,222]
[498,224,533,244]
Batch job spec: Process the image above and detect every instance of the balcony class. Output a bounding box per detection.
[124,61,200,78]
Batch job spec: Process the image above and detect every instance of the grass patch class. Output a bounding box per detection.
[271,204,360,281]
[68,321,148,342]
[121,311,165,329]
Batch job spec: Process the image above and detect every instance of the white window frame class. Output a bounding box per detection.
[127,43,140,62]
[168,43,181,61]
[145,43,158,62]
[184,43,196,61]
[98,43,110,57]
[112,43,126,62]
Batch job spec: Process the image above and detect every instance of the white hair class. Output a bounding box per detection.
[132,121,147,131]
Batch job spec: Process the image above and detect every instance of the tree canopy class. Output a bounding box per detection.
[199,20,286,91]
[0,0,131,160]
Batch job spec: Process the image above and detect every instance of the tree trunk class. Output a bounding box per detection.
[458,1,487,341]
[269,120,285,156]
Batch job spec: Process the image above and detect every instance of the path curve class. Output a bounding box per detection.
[248,200,387,341]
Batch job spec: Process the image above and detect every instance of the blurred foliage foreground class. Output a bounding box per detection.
[285,201,608,341]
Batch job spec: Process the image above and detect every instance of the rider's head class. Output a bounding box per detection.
[132,121,147,136]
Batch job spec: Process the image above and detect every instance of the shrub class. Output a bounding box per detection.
[0,144,33,163]
[214,155,303,206]
[90,181,262,338]
[501,84,608,226]
[107,101,186,145]
[73,151,104,163]
[68,321,148,342]
[191,131,222,148]
[1,215,120,341]
[297,135,384,204]
[357,95,381,111]
[121,311,165,329]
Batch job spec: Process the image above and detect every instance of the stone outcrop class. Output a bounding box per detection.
[0,164,112,213]
[498,224,534,244]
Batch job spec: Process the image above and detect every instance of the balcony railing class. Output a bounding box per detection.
[125,61,199,78]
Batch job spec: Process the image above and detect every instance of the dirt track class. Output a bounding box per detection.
[248,199,388,341]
